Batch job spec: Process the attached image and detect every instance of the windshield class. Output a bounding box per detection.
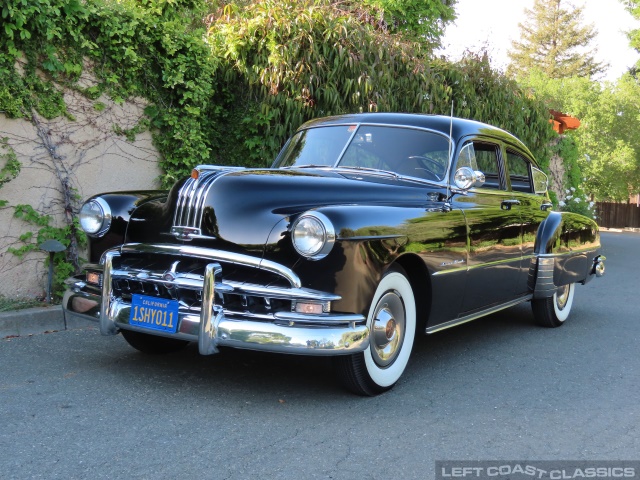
[273,124,451,183]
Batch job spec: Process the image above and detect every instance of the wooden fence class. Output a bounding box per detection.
[595,202,640,228]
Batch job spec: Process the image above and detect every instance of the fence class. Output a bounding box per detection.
[595,202,640,228]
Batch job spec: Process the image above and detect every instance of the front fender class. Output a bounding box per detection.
[85,191,167,262]
[266,203,467,323]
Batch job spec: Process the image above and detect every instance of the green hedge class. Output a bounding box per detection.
[1,0,555,185]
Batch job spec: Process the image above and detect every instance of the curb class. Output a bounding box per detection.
[0,306,94,338]
[601,227,640,233]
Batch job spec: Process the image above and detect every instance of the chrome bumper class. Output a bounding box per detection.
[63,249,369,356]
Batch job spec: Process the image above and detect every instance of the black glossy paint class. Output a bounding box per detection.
[84,114,601,330]
[86,191,167,262]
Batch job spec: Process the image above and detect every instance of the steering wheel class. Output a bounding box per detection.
[407,155,446,182]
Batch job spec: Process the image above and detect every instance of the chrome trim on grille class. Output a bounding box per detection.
[120,243,302,288]
[62,264,369,356]
[109,268,338,302]
[63,239,370,356]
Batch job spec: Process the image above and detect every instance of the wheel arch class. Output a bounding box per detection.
[391,253,431,335]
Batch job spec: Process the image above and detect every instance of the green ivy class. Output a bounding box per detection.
[8,204,86,301]
[0,138,20,188]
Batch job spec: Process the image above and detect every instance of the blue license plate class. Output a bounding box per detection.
[129,294,179,334]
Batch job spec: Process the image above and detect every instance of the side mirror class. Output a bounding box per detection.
[454,167,485,190]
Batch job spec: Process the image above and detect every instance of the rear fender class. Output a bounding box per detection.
[531,211,600,298]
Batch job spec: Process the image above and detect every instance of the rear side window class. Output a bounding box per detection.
[506,150,532,193]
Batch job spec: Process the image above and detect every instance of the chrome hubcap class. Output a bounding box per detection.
[371,291,405,367]
[555,284,570,310]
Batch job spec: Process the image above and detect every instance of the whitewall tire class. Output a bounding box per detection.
[532,283,576,328]
[334,267,416,395]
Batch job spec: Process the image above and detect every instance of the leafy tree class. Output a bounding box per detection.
[519,70,640,201]
[0,0,553,179]
[340,0,457,48]
[208,1,554,168]
[622,0,640,74]
[507,0,607,79]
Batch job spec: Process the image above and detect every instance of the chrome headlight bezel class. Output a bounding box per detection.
[291,211,336,261]
[79,197,112,237]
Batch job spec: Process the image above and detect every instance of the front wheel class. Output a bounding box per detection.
[334,267,416,396]
[120,329,190,354]
[532,283,576,328]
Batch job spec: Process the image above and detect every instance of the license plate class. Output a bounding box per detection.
[129,294,179,334]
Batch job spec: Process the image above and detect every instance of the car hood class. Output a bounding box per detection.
[125,168,440,256]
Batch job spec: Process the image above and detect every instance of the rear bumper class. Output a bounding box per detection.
[63,250,369,356]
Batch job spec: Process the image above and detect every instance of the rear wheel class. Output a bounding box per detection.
[120,329,190,354]
[334,267,416,396]
[532,283,576,328]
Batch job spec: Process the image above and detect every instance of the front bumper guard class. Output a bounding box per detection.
[63,251,369,356]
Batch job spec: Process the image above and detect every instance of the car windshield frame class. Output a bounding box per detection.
[273,123,454,186]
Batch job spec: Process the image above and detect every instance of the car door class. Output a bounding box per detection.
[453,138,524,313]
[503,146,552,296]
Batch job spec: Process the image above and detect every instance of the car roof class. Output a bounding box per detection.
[298,113,536,162]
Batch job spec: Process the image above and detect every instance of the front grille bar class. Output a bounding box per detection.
[119,243,302,288]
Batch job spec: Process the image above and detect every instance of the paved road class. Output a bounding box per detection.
[1,232,637,479]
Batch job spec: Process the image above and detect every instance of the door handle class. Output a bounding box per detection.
[501,199,521,210]
[540,202,553,211]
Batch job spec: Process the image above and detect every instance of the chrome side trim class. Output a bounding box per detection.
[426,295,532,334]
[119,243,302,288]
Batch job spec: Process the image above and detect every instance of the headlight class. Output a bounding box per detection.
[79,197,111,237]
[292,211,335,260]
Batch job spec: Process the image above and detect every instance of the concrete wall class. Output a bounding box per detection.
[0,85,162,299]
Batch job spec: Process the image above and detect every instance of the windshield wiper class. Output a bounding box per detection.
[337,166,445,187]
[281,164,332,169]
[336,165,399,179]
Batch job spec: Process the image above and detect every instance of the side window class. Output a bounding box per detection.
[506,150,533,193]
[457,142,502,189]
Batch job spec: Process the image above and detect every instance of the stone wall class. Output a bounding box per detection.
[0,86,161,299]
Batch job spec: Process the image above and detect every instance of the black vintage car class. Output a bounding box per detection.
[63,113,605,395]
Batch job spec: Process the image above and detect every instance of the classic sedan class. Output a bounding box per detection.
[63,113,605,395]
